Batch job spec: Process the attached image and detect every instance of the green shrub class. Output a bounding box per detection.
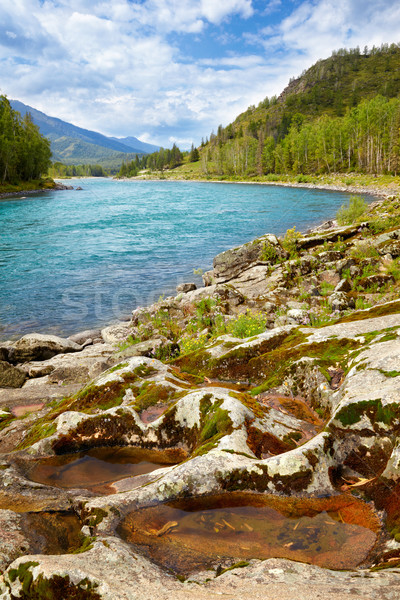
[350,242,380,260]
[282,226,302,257]
[260,243,278,262]
[296,174,310,183]
[336,195,368,225]
[227,311,267,339]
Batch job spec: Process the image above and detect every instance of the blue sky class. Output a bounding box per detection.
[1,0,400,149]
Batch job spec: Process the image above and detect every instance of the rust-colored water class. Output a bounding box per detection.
[118,493,378,575]
[24,446,183,493]
[12,403,45,417]
[22,511,83,554]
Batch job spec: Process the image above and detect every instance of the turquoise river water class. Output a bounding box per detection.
[0,178,374,340]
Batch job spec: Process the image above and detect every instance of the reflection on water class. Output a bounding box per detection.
[118,493,378,575]
[24,446,184,494]
[22,511,83,555]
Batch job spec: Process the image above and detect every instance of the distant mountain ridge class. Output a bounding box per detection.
[10,100,160,166]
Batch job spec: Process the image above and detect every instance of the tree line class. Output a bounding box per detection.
[118,143,185,177]
[0,96,51,183]
[48,163,108,178]
[202,95,400,177]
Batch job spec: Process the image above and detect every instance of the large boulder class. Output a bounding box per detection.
[213,234,284,283]
[0,361,27,388]
[11,334,81,364]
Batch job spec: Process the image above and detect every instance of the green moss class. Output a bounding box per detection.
[282,431,302,447]
[0,414,16,432]
[220,449,255,459]
[228,391,267,418]
[336,300,400,323]
[107,362,129,373]
[87,508,107,528]
[250,336,360,394]
[18,422,57,450]
[378,369,400,378]
[8,562,39,585]
[70,536,95,554]
[199,401,233,443]
[334,398,399,427]
[8,572,101,600]
[131,382,181,412]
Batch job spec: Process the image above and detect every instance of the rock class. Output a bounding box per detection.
[328,292,354,311]
[68,329,102,345]
[0,510,29,572]
[335,257,356,277]
[357,273,394,290]
[334,278,352,293]
[318,270,340,287]
[75,186,83,190]
[176,283,197,293]
[101,323,134,345]
[316,250,342,263]
[213,234,284,283]
[11,334,81,364]
[213,284,245,309]
[309,286,320,297]
[24,343,114,385]
[114,338,166,360]
[298,224,360,250]
[202,270,215,286]
[286,309,309,324]
[0,347,9,362]
[0,361,27,388]
[378,239,400,258]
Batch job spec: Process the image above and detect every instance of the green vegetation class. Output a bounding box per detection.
[48,163,108,178]
[282,226,302,257]
[118,144,184,177]
[227,311,267,338]
[166,45,400,180]
[0,96,51,184]
[336,196,368,225]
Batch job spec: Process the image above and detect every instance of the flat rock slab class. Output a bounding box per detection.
[3,546,400,600]
[303,312,400,342]
[11,333,81,363]
[0,380,81,409]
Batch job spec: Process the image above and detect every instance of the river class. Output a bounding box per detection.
[0,178,372,340]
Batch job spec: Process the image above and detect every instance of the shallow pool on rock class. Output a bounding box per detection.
[22,511,83,555]
[24,447,184,494]
[118,493,379,575]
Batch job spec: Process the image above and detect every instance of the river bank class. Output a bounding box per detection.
[125,170,400,201]
[1,179,360,342]
[1,190,400,597]
[0,180,74,200]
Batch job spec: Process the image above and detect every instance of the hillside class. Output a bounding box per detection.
[10,100,159,166]
[229,43,400,141]
[195,44,400,179]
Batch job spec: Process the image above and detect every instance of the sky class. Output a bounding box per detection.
[1,0,400,149]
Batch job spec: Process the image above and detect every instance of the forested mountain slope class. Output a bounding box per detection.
[200,44,400,177]
[10,100,159,166]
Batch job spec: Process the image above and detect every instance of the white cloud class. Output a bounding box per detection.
[0,0,399,148]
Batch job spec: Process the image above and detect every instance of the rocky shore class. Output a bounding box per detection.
[2,193,400,598]
[0,182,80,200]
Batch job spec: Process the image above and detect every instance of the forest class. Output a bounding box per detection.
[0,96,51,184]
[197,44,400,178]
[48,163,108,178]
[202,95,400,177]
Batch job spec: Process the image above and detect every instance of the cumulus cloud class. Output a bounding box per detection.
[0,0,399,147]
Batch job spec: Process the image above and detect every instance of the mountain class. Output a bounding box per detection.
[10,100,159,166]
[199,43,400,177]
[110,136,160,154]
[215,43,400,143]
